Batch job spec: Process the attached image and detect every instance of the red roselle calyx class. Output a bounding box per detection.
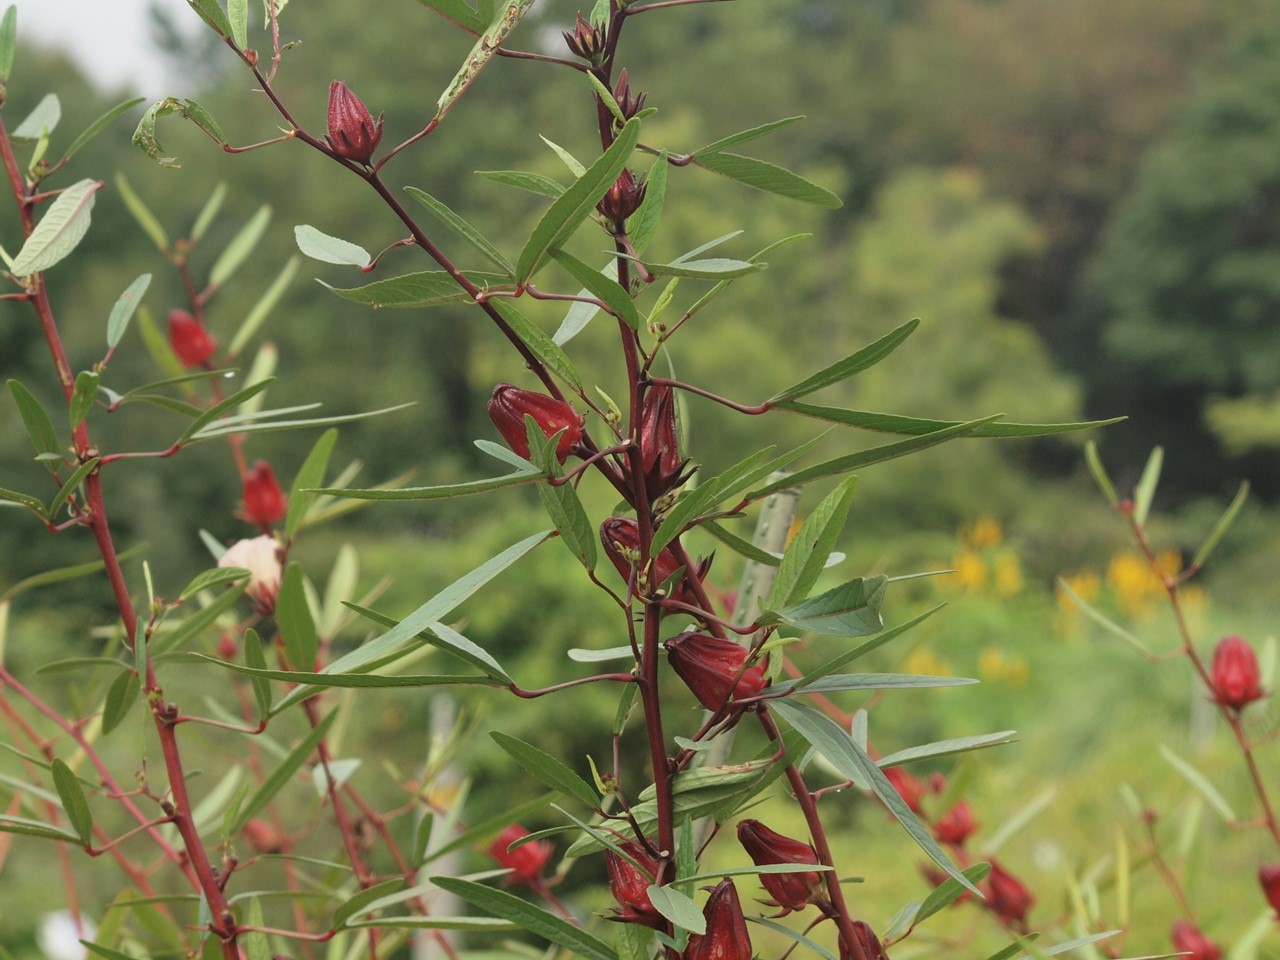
[487,384,584,464]
[638,384,690,500]
[488,824,552,886]
[599,517,709,602]
[982,860,1034,931]
[1210,634,1265,710]
[241,460,288,531]
[168,309,217,367]
[612,69,647,122]
[563,11,606,62]
[667,633,767,713]
[933,800,979,847]
[735,819,825,914]
[1260,864,1280,918]
[839,921,888,960]
[605,840,665,928]
[1171,922,1222,960]
[686,879,752,960]
[597,168,647,227]
[326,80,384,164]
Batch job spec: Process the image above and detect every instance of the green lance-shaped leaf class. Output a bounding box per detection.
[770,319,920,403]
[176,379,273,445]
[179,566,250,601]
[185,401,413,443]
[210,205,271,287]
[434,0,538,120]
[228,0,248,47]
[230,709,336,832]
[191,182,226,242]
[106,273,151,349]
[913,863,993,927]
[431,877,619,960]
[294,225,370,267]
[132,97,228,168]
[0,6,16,83]
[48,458,99,520]
[415,0,486,32]
[0,814,80,842]
[690,151,841,208]
[630,150,667,254]
[1132,446,1163,527]
[0,485,47,519]
[11,178,100,275]
[63,97,147,164]
[551,258,615,346]
[1159,744,1236,822]
[759,575,887,637]
[1055,578,1149,656]
[186,0,234,39]
[771,698,979,895]
[0,544,146,606]
[490,300,583,393]
[287,428,337,537]
[68,371,99,429]
[405,186,514,276]
[876,730,1018,768]
[12,93,60,140]
[242,899,268,960]
[775,673,975,694]
[640,257,761,281]
[1192,480,1249,570]
[321,270,510,308]
[276,562,318,671]
[8,379,61,466]
[1084,440,1120,507]
[516,118,641,283]
[228,256,299,358]
[490,732,599,809]
[773,401,1122,440]
[331,878,406,931]
[102,669,140,735]
[475,169,566,199]
[527,426,596,570]
[315,467,543,502]
[550,247,642,331]
[748,917,838,960]
[150,582,247,657]
[115,173,168,252]
[242,629,271,721]
[695,116,806,155]
[51,758,93,845]
[342,605,512,684]
[197,656,503,693]
[767,476,858,610]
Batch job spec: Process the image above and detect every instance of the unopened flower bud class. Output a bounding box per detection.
[326,80,384,164]
[488,384,584,464]
[934,801,979,848]
[488,824,552,885]
[839,921,888,960]
[638,384,690,500]
[242,460,288,531]
[686,879,752,960]
[217,633,239,660]
[667,633,766,713]
[597,168,647,227]
[1171,921,1221,960]
[1210,635,1265,711]
[242,818,285,854]
[1259,864,1280,919]
[735,819,824,914]
[218,535,282,613]
[606,839,665,928]
[612,69,647,121]
[563,12,606,62]
[168,309,217,368]
[982,861,1034,931]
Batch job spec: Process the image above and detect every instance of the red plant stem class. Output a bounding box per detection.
[646,377,770,416]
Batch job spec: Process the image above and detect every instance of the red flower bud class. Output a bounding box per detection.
[735,819,824,914]
[839,921,888,960]
[1260,864,1280,919]
[982,861,1034,931]
[667,633,767,713]
[326,80,384,164]
[242,460,288,531]
[934,801,979,848]
[242,818,285,854]
[1171,922,1221,960]
[612,69,647,122]
[597,168,647,226]
[488,384,584,464]
[606,839,665,928]
[168,309,217,368]
[563,11,606,62]
[638,384,690,500]
[883,766,926,815]
[488,824,552,885]
[686,879,752,960]
[1210,635,1265,711]
[217,633,239,660]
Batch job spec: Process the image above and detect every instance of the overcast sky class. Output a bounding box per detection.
[11,0,188,95]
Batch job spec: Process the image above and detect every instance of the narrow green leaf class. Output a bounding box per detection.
[11,178,100,275]
[643,257,760,280]
[767,476,857,609]
[414,0,485,31]
[1159,744,1236,821]
[228,0,248,47]
[51,758,93,845]
[276,563,318,671]
[406,187,515,276]
[197,657,501,694]
[191,182,226,242]
[649,447,777,555]
[294,225,370,267]
[646,885,705,935]
[774,400,1121,439]
[516,118,641,282]
[332,878,406,930]
[106,273,151,349]
[82,942,144,960]
[210,206,271,287]
[550,247,641,331]
[68,371,100,429]
[346,916,519,931]
[0,813,79,842]
[490,732,599,809]
[12,93,59,140]
[692,151,841,208]
[1041,931,1121,956]
[985,938,1039,960]
[701,519,781,565]
[760,576,887,637]
[186,0,233,38]
[48,458,99,520]
[475,169,566,198]
[1055,578,1149,655]
[1192,480,1248,570]
[1083,440,1119,507]
[0,6,16,83]
[695,116,805,155]
[631,151,667,254]
[770,319,919,403]
[434,0,536,120]
[431,877,618,960]
[776,673,975,694]
[150,583,246,657]
[877,731,1017,768]
[684,233,810,321]
[114,173,168,250]
[422,791,556,865]
[771,699,978,894]
[101,670,140,735]
[229,256,298,358]
[287,428,337,536]
[342,605,512,683]
[8,379,61,463]
[242,629,271,721]
[63,97,147,163]
[0,545,146,606]
[186,402,413,442]
[0,485,46,517]
[180,566,249,600]
[552,258,615,345]
[321,270,509,308]
[1132,447,1163,527]
[231,710,336,832]
[176,379,273,445]
[315,468,542,501]
[914,863,993,926]
[243,900,268,960]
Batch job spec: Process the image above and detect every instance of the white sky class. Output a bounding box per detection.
[10,0,190,95]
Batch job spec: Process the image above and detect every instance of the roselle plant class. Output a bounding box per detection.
[0,2,1122,959]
